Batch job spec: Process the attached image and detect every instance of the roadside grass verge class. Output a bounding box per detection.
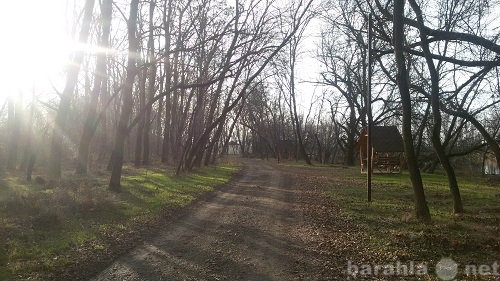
[0,163,239,280]
[278,160,338,168]
[280,161,499,280]
[326,166,499,278]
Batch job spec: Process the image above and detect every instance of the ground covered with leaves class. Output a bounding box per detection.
[0,161,239,280]
[283,162,500,280]
[1,159,498,281]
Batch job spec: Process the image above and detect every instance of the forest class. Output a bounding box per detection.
[0,0,499,280]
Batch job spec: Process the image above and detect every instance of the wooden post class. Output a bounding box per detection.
[360,147,364,173]
[399,153,404,174]
[367,13,373,202]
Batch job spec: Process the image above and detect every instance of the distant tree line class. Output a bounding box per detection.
[0,0,499,221]
[0,0,314,191]
[234,0,500,221]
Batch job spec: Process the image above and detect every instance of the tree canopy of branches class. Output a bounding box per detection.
[1,0,499,222]
[314,0,500,220]
[0,0,315,192]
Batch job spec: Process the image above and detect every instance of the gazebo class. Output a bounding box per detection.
[227,141,240,155]
[356,126,405,173]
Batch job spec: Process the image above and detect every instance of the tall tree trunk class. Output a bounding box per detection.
[49,0,95,180]
[98,81,111,162]
[393,0,431,222]
[7,96,21,170]
[219,102,245,163]
[155,76,164,158]
[76,0,112,174]
[24,93,36,180]
[169,6,186,163]
[409,0,463,214]
[290,64,311,165]
[345,103,356,166]
[415,103,430,159]
[109,0,140,191]
[289,32,311,165]
[161,88,172,163]
[187,7,211,170]
[205,121,225,166]
[314,133,323,164]
[161,0,173,164]
[142,0,156,166]
[135,69,147,167]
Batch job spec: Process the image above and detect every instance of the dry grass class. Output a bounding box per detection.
[0,163,239,280]
[279,160,500,280]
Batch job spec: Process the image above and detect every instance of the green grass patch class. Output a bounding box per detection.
[0,163,238,280]
[325,167,499,279]
[278,160,338,168]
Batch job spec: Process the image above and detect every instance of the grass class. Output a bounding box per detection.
[0,162,239,280]
[279,161,339,168]
[321,166,499,280]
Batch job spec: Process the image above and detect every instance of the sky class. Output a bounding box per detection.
[0,1,71,101]
[0,1,323,113]
[294,17,328,116]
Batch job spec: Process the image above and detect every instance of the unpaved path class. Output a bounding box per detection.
[91,159,309,281]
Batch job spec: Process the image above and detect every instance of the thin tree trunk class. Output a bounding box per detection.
[218,102,245,164]
[135,69,147,167]
[409,0,463,214]
[49,0,95,180]
[169,7,185,162]
[291,70,311,165]
[24,93,36,180]
[109,0,140,191]
[345,103,356,166]
[415,103,430,159]
[76,0,112,174]
[142,0,156,166]
[289,36,311,165]
[161,0,173,164]
[7,97,21,170]
[156,68,164,158]
[98,81,110,162]
[393,0,431,222]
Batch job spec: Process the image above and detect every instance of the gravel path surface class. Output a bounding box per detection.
[91,159,312,281]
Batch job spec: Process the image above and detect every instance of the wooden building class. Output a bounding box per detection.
[356,126,405,173]
[227,141,240,155]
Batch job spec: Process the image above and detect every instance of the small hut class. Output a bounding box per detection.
[356,126,405,173]
[227,141,240,155]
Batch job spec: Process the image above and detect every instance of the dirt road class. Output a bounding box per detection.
[91,159,311,281]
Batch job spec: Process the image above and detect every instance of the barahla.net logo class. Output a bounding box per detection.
[347,260,428,277]
[347,258,500,280]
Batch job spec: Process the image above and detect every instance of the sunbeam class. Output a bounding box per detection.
[0,1,72,101]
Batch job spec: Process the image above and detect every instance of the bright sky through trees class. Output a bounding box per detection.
[0,0,323,111]
[0,1,71,101]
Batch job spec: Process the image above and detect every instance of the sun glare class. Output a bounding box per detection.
[0,1,72,102]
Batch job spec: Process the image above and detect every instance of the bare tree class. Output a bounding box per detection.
[109,0,140,191]
[408,0,463,213]
[49,0,95,180]
[142,0,158,166]
[288,24,313,165]
[76,0,112,174]
[178,0,315,172]
[6,96,22,170]
[393,0,431,221]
